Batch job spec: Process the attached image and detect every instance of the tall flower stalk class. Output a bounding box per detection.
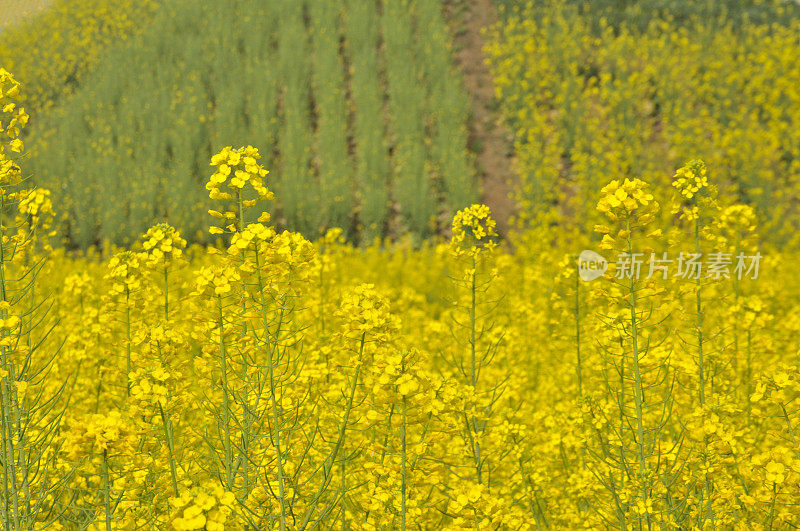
[591,178,684,528]
[0,68,74,530]
[447,204,501,489]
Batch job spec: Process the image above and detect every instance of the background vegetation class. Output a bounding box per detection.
[488,0,800,245]
[0,0,163,116]
[22,0,476,247]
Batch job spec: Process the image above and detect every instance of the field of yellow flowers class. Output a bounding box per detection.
[2,0,800,529]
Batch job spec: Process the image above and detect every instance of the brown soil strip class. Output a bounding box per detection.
[444,0,516,236]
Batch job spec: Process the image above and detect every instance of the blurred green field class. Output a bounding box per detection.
[24,0,477,247]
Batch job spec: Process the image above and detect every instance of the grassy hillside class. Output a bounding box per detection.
[27,0,476,247]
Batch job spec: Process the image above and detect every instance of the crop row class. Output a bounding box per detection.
[25,0,476,247]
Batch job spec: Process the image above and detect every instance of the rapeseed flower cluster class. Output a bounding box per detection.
[597,178,658,221]
[672,159,709,200]
[194,266,240,297]
[106,251,143,296]
[208,146,270,196]
[671,159,719,222]
[142,223,186,263]
[450,203,498,255]
[0,68,27,188]
[169,483,235,531]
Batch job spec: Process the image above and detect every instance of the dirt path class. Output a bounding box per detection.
[444,0,516,236]
[0,0,56,31]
